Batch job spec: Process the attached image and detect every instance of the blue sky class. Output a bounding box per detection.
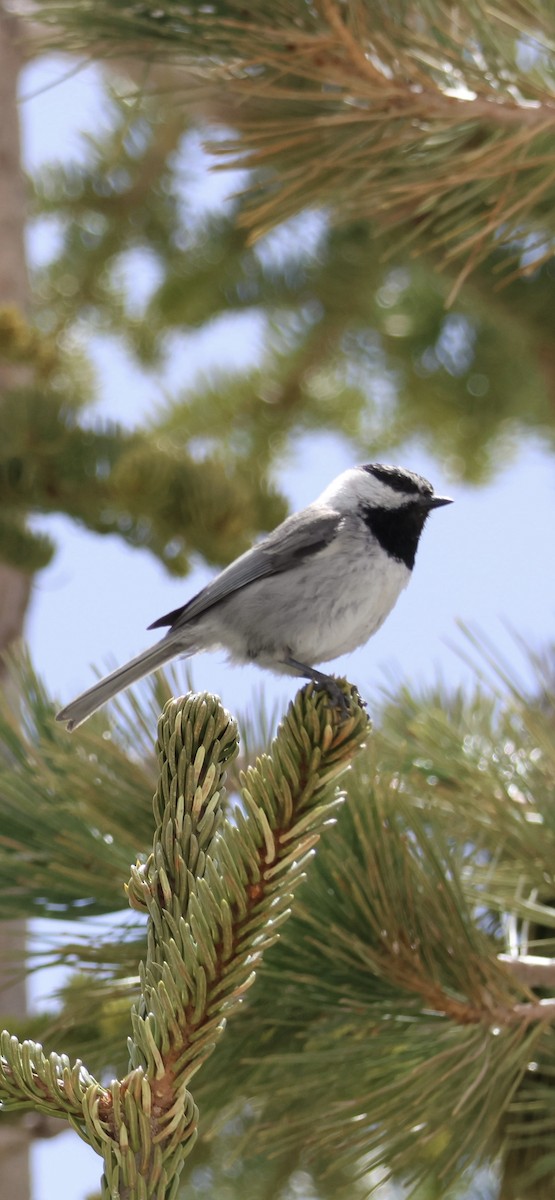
[17,53,555,1200]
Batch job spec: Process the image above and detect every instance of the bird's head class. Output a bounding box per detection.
[317,463,453,570]
[318,463,453,513]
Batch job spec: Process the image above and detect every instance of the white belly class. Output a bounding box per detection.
[198,537,411,671]
[286,548,410,664]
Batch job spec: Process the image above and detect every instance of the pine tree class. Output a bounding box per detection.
[1,649,555,1199]
[0,2,554,1198]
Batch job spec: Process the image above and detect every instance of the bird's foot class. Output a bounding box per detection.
[283,656,360,719]
[315,675,351,717]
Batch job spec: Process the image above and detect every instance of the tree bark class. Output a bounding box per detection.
[0,2,32,654]
[0,8,34,1199]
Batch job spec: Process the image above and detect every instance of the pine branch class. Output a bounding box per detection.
[4,645,555,1195]
[184,650,555,1194]
[0,685,369,1198]
[499,955,555,988]
[26,0,555,288]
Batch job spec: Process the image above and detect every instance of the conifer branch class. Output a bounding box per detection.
[0,685,369,1198]
[499,954,555,988]
[25,0,555,286]
[383,964,555,1028]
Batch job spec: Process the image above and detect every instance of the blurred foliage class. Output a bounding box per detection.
[1,53,554,578]
[1,647,555,1197]
[0,380,286,573]
[27,83,555,483]
[1,86,286,576]
[147,217,555,480]
[29,1,555,285]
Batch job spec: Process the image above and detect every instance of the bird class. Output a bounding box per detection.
[56,463,452,730]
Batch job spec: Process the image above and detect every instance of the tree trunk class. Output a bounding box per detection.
[0,8,34,1199]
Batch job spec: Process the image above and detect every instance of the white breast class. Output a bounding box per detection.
[288,540,410,663]
[197,527,411,671]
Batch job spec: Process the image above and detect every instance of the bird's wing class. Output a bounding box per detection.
[149,506,342,631]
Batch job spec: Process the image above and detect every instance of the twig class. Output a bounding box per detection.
[498,955,555,988]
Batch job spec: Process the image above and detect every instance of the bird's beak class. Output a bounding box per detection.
[426,494,453,508]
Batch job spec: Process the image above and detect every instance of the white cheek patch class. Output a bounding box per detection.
[316,468,413,510]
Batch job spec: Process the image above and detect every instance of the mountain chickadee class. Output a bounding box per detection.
[56,463,452,730]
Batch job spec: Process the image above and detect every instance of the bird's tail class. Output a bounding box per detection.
[56,636,191,732]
